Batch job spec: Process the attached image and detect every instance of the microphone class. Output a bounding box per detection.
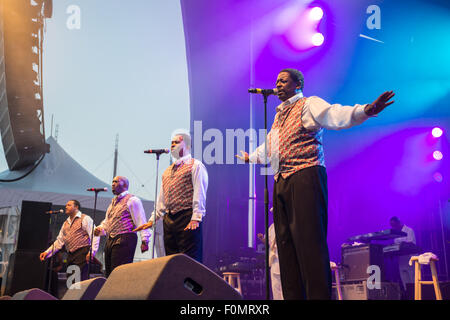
[87,187,108,192]
[144,149,169,154]
[46,209,64,214]
[248,88,278,95]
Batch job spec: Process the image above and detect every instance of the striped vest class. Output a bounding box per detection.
[62,214,91,253]
[162,158,194,214]
[105,193,136,237]
[269,97,325,180]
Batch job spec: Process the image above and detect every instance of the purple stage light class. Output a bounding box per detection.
[431,127,443,138]
[311,32,324,46]
[433,172,443,183]
[276,3,326,51]
[309,7,324,21]
[433,150,443,160]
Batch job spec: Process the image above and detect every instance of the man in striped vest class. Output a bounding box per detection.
[134,133,208,263]
[237,68,395,299]
[94,176,151,277]
[40,200,100,281]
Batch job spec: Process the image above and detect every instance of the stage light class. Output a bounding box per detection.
[431,127,443,138]
[311,33,324,46]
[433,150,443,161]
[433,172,443,183]
[309,7,324,21]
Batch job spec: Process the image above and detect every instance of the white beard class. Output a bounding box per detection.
[171,145,182,160]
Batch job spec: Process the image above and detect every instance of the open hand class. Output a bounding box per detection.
[133,221,153,232]
[365,91,395,116]
[235,151,249,163]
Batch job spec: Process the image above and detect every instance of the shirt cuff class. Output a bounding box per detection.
[248,151,259,164]
[191,211,204,222]
[356,104,376,120]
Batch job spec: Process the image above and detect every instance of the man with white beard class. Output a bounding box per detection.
[134,133,208,262]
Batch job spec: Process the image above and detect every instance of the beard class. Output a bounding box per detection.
[171,145,182,159]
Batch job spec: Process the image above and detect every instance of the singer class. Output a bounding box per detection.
[39,200,100,281]
[236,68,395,299]
[94,176,150,277]
[134,133,208,263]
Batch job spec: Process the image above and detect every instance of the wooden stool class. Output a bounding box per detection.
[222,272,242,295]
[330,261,343,300]
[410,255,442,300]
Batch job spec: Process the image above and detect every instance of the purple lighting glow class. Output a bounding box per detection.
[431,127,443,138]
[276,3,326,51]
[433,150,443,160]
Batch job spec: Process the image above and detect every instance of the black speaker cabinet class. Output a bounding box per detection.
[4,250,48,296]
[96,254,242,300]
[16,200,52,251]
[342,244,384,282]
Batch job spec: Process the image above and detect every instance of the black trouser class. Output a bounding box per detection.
[163,208,203,263]
[273,166,332,300]
[66,246,90,282]
[104,232,138,277]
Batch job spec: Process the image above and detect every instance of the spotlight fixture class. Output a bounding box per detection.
[433,150,443,161]
[431,127,443,138]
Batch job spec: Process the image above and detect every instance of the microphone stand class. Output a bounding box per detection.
[249,88,274,300]
[145,151,165,259]
[46,212,58,294]
[262,92,270,301]
[88,190,100,278]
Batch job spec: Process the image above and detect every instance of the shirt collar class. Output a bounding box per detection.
[117,190,129,199]
[174,153,192,166]
[276,92,303,112]
[67,210,82,225]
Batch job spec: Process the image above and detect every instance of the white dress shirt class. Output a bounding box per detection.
[45,211,100,257]
[97,191,151,242]
[249,92,372,164]
[394,225,416,245]
[150,154,208,223]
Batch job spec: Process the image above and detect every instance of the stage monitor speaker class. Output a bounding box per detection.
[96,254,243,300]
[62,277,106,300]
[12,288,57,300]
[4,250,48,296]
[342,244,384,282]
[16,200,52,251]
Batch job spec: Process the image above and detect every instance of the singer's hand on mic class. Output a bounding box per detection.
[132,221,153,232]
[235,151,249,163]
